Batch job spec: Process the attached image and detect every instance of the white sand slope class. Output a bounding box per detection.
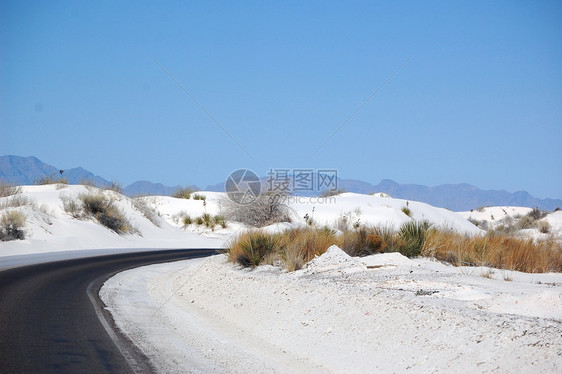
[101,247,562,373]
[0,185,222,261]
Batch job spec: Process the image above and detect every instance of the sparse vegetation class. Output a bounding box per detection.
[61,193,134,234]
[34,174,68,185]
[222,192,291,227]
[319,189,346,197]
[0,210,26,241]
[422,230,562,273]
[104,181,123,194]
[131,197,161,227]
[193,193,206,201]
[401,206,412,217]
[173,186,195,199]
[227,230,283,267]
[536,220,551,234]
[0,183,22,198]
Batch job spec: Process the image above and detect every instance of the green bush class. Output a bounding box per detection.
[182,215,193,226]
[398,220,432,257]
[401,206,412,217]
[214,214,227,228]
[0,210,26,241]
[193,193,206,201]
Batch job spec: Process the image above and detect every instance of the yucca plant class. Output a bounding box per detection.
[398,220,432,257]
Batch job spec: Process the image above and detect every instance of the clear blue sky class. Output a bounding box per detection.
[1,1,561,198]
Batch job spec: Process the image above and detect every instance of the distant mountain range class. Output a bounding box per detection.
[1,155,560,211]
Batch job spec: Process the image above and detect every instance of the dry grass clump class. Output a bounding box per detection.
[226,230,283,267]
[0,210,26,241]
[131,197,161,227]
[172,186,195,199]
[280,227,337,271]
[61,193,134,234]
[222,192,291,227]
[0,183,22,198]
[340,227,387,257]
[422,230,562,273]
[227,220,561,273]
[34,174,68,185]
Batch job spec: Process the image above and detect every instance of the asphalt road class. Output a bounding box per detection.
[0,248,218,374]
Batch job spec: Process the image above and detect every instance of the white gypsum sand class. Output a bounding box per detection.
[101,247,562,373]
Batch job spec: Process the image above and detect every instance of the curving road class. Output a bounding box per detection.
[0,248,218,373]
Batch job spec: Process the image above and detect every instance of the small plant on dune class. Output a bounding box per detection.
[227,231,283,267]
[515,215,535,230]
[195,216,204,226]
[398,220,432,258]
[213,214,227,228]
[527,207,547,221]
[131,197,160,227]
[401,206,412,217]
[182,215,193,226]
[0,183,22,198]
[0,210,26,241]
[0,193,36,210]
[76,193,134,234]
[80,178,98,188]
[536,220,551,234]
[201,213,215,229]
[193,193,207,201]
[222,192,291,228]
[104,181,123,194]
[319,189,346,197]
[61,195,83,219]
[173,187,194,199]
[34,174,68,185]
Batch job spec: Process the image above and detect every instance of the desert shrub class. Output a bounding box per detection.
[195,216,204,225]
[335,209,362,232]
[398,220,432,257]
[193,193,207,201]
[131,198,160,227]
[401,206,412,217]
[77,193,133,234]
[61,195,83,219]
[422,230,562,273]
[226,231,283,267]
[214,214,227,228]
[34,174,68,185]
[340,228,387,257]
[222,192,291,227]
[0,183,22,198]
[80,178,98,187]
[173,187,194,199]
[536,220,551,234]
[527,207,547,221]
[319,189,346,197]
[0,210,26,241]
[201,213,214,229]
[516,215,535,230]
[104,181,123,194]
[0,194,36,210]
[280,227,337,270]
[182,215,193,226]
